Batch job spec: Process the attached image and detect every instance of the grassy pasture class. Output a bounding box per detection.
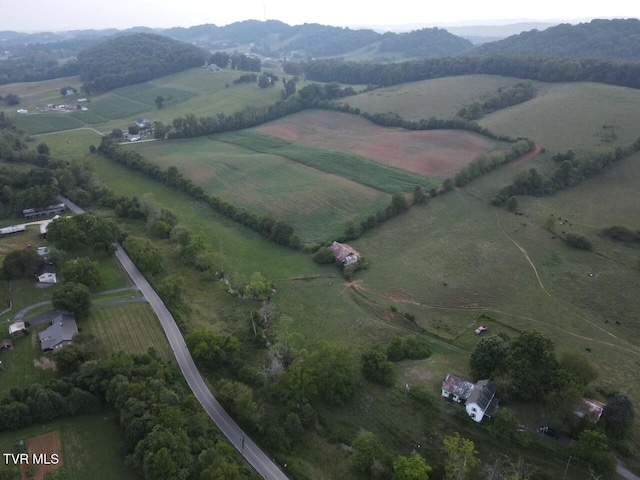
[11,113,84,135]
[0,414,140,480]
[0,327,57,391]
[342,74,527,120]
[129,137,390,242]
[479,81,640,152]
[114,82,196,106]
[88,94,151,120]
[218,130,434,193]
[85,303,171,360]
[0,75,83,107]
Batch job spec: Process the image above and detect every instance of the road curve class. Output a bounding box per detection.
[60,196,288,480]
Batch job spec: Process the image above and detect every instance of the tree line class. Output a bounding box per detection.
[285,54,640,90]
[492,137,640,206]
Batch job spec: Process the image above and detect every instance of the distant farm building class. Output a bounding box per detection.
[39,313,77,352]
[37,246,49,257]
[330,242,361,266]
[0,225,26,236]
[442,373,500,423]
[16,109,27,114]
[36,263,57,284]
[23,203,65,219]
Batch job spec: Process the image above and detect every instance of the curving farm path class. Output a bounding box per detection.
[59,196,288,480]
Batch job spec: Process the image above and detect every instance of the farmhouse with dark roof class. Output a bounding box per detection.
[442,374,500,423]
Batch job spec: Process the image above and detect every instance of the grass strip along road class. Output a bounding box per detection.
[60,196,288,480]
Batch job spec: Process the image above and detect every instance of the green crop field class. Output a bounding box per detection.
[0,414,140,480]
[88,95,151,120]
[129,136,391,242]
[85,303,171,360]
[218,130,435,192]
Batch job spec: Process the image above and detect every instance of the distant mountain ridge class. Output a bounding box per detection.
[2,18,640,87]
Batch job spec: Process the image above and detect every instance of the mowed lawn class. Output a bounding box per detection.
[0,414,140,480]
[85,303,171,360]
[129,137,390,242]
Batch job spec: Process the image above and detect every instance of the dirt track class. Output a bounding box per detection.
[22,430,63,480]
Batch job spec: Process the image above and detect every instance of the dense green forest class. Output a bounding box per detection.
[286,54,640,89]
[475,18,640,60]
[77,33,207,94]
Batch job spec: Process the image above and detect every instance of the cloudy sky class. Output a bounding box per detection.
[3,0,639,32]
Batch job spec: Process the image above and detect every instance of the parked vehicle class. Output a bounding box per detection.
[475,325,488,334]
[538,425,559,439]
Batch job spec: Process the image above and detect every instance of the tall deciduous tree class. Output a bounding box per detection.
[601,393,635,439]
[442,432,480,480]
[470,334,510,380]
[507,330,557,400]
[61,258,102,292]
[52,282,92,321]
[394,452,432,480]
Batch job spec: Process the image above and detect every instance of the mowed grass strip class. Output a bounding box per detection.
[86,303,171,360]
[218,130,434,193]
[88,94,151,120]
[130,137,391,241]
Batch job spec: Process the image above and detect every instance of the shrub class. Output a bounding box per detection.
[565,233,593,250]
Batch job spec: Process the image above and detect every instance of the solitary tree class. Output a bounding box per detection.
[155,95,165,109]
[61,258,102,292]
[601,393,635,439]
[470,334,510,380]
[506,196,519,212]
[442,433,480,480]
[52,282,92,321]
[350,431,387,475]
[412,185,428,204]
[394,452,432,480]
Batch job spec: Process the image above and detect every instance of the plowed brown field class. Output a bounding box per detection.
[22,430,63,480]
[257,110,505,176]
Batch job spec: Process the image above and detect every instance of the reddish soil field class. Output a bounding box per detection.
[257,110,506,176]
[22,430,63,480]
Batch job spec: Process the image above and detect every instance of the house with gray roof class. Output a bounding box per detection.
[38,313,77,352]
[442,374,500,423]
[465,379,500,423]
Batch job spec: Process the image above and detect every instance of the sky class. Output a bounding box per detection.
[2,0,639,33]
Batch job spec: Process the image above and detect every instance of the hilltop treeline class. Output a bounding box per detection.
[493,138,640,205]
[286,54,640,89]
[78,33,206,94]
[475,18,640,61]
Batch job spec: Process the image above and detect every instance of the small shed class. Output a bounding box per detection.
[36,263,57,284]
[0,339,13,352]
[8,322,27,337]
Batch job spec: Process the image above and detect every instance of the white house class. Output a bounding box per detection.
[8,322,27,337]
[465,379,500,423]
[442,374,500,423]
[36,263,57,284]
[16,109,28,114]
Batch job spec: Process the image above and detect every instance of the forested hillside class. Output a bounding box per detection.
[77,33,206,93]
[475,18,640,60]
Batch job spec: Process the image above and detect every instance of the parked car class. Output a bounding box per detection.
[475,325,488,335]
[538,425,559,439]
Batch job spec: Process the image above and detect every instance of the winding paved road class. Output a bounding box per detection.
[60,196,288,480]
